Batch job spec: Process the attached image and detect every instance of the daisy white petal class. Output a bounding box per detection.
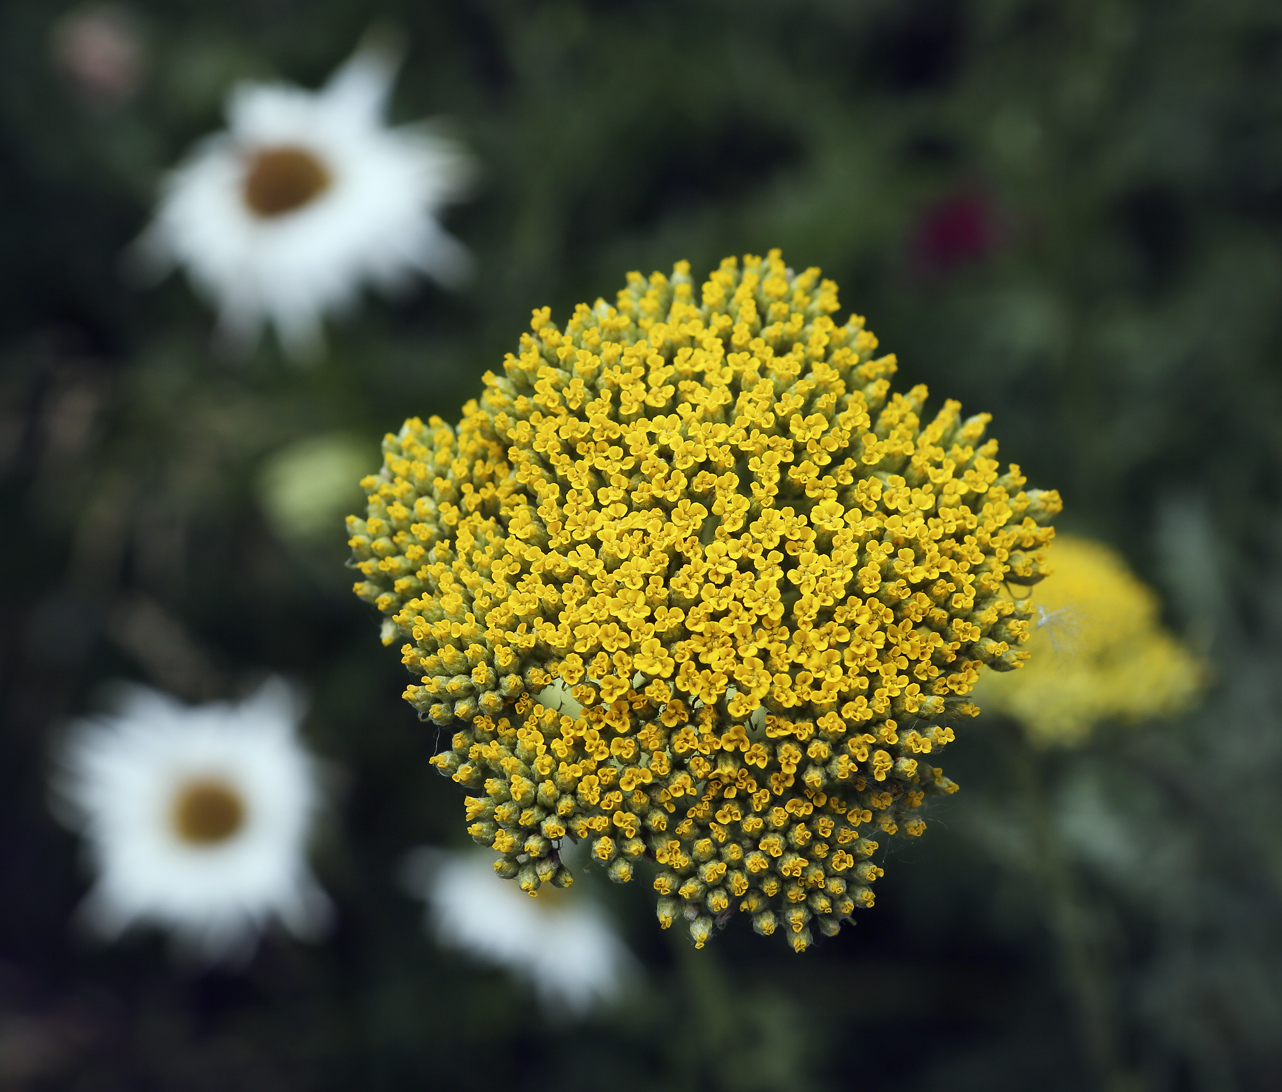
[403,848,634,1016]
[54,679,330,962]
[136,43,474,361]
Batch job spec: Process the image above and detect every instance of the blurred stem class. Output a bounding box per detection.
[668,928,734,1092]
[1013,739,1138,1092]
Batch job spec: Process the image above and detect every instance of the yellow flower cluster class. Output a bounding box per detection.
[975,535,1204,746]
[347,252,1059,950]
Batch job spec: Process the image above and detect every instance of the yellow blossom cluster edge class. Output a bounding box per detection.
[347,251,1060,951]
[975,534,1204,746]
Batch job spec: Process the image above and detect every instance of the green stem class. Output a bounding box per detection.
[1013,740,1139,1092]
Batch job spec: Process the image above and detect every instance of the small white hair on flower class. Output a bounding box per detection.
[402,847,634,1016]
[53,678,331,962]
[131,36,474,361]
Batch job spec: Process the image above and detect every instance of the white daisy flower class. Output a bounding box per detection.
[133,40,474,360]
[402,847,634,1016]
[53,679,330,961]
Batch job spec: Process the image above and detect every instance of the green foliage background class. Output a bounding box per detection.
[3,1,1282,1089]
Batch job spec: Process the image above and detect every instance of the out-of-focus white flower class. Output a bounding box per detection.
[53,679,330,961]
[402,847,633,1015]
[132,41,473,360]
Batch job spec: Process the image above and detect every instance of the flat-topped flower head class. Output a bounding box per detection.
[53,680,330,961]
[974,534,1205,745]
[132,41,473,361]
[346,251,1059,950]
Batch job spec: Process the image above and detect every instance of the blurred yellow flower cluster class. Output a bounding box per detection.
[976,535,1204,746]
[347,251,1059,949]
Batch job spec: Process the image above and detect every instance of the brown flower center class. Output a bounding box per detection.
[171,778,246,845]
[242,145,331,218]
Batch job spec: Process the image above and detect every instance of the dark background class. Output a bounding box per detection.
[3,1,1282,1089]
